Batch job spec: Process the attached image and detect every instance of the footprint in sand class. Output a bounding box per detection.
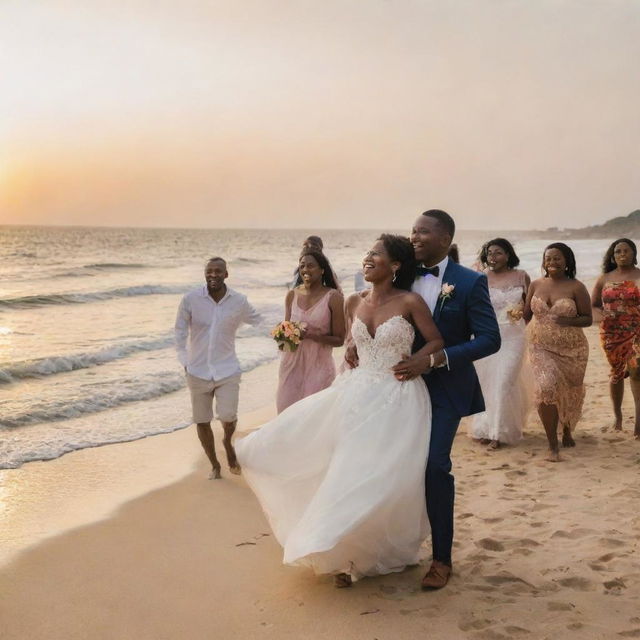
[598,552,622,562]
[512,548,534,556]
[547,601,575,611]
[484,572,533,588]
[551,528,597,539]
[556,576,595,591]
[503,626,531,635]
[618,631,640,638]
[457,617,493,632]
[530,502,556,512]
[515,538,541,547]
[599,537,627,548]
[603,577,626,593]
[476,538,505,552]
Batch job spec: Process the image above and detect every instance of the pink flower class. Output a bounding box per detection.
[441,283,455,297]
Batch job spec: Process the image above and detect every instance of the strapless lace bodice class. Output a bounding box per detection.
[352,316,415,373]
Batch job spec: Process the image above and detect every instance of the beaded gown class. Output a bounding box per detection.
[527,296,588,430]
[236,316,432,580]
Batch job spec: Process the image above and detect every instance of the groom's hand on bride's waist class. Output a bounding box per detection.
[392,353,431,381]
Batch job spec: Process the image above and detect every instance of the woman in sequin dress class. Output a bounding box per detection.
[523,243,592,462]
[591,238,640,439]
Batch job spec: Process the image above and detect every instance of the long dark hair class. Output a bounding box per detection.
[543,242,577,279]
[294,250,339,289]
[378,234,417,291]
[479,237,520,268]
[602,238,638,274]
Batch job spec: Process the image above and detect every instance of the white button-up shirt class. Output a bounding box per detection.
[175,286,262,381]
[412,255,450,369]
[412,256,449,313]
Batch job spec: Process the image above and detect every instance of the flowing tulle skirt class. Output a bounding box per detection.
[236,367,432,579]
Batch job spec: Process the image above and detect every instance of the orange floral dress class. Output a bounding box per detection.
[527,296,588,430]
[600,281,640,383]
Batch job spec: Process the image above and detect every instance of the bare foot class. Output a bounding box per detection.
[488,440,500,450]
[479,438,491,445]
[634,431,640,440]
[334,573,352,588]
[561,427,576,448]
[614,416,623,431]
[546,449,561,462]
[223,438,241,475]
[208,465,222,480]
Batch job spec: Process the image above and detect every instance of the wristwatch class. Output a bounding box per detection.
[429,351,447,369]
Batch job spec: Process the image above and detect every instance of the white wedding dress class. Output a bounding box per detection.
[470,284,532,444]
[235,315,432,579]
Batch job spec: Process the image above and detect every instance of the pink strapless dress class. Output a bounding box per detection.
[276,290,336,413]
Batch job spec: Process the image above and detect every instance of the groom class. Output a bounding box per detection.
[393,210,500,589]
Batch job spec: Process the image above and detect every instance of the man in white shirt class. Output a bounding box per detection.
[175,257,261,479]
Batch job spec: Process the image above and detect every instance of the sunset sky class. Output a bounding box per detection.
[1,0,639,230]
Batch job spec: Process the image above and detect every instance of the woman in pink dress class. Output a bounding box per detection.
[276,249,345,413]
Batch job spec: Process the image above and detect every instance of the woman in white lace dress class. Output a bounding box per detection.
[470,238,531,448]
[235,235,443,587]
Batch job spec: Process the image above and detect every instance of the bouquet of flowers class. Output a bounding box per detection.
[506,302,524,323]
[271,320,306,352]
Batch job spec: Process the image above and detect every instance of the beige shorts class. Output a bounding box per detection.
[186,372,241,424]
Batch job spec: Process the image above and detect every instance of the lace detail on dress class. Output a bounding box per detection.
[351,316,415,373]
[489,285,524,325]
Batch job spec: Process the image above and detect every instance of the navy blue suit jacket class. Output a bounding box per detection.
[414,261,501,417]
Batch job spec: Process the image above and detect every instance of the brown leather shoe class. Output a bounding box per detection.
[421,561,452,590]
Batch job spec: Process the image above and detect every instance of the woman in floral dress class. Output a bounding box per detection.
[591,238,640,439]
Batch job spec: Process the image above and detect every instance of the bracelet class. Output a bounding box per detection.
[429,353,435,368]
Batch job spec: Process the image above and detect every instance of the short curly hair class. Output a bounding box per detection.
[378,234,417,291]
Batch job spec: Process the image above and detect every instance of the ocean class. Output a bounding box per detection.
[0,225,612,469]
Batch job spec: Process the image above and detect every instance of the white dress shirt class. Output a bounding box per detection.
[412,255,450,369]
[412,256,449,313]
[175,286,262,381]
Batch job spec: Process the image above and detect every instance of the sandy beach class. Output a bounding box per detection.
[2,327,640,640]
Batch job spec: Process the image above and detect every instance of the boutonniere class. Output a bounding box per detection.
[438,282,455,310]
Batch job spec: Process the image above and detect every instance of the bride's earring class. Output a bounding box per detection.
[392,270,398,283]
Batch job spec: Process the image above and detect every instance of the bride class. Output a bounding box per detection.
[235,234,443,587]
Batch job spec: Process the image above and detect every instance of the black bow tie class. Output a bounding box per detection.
[416,265,439,277]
